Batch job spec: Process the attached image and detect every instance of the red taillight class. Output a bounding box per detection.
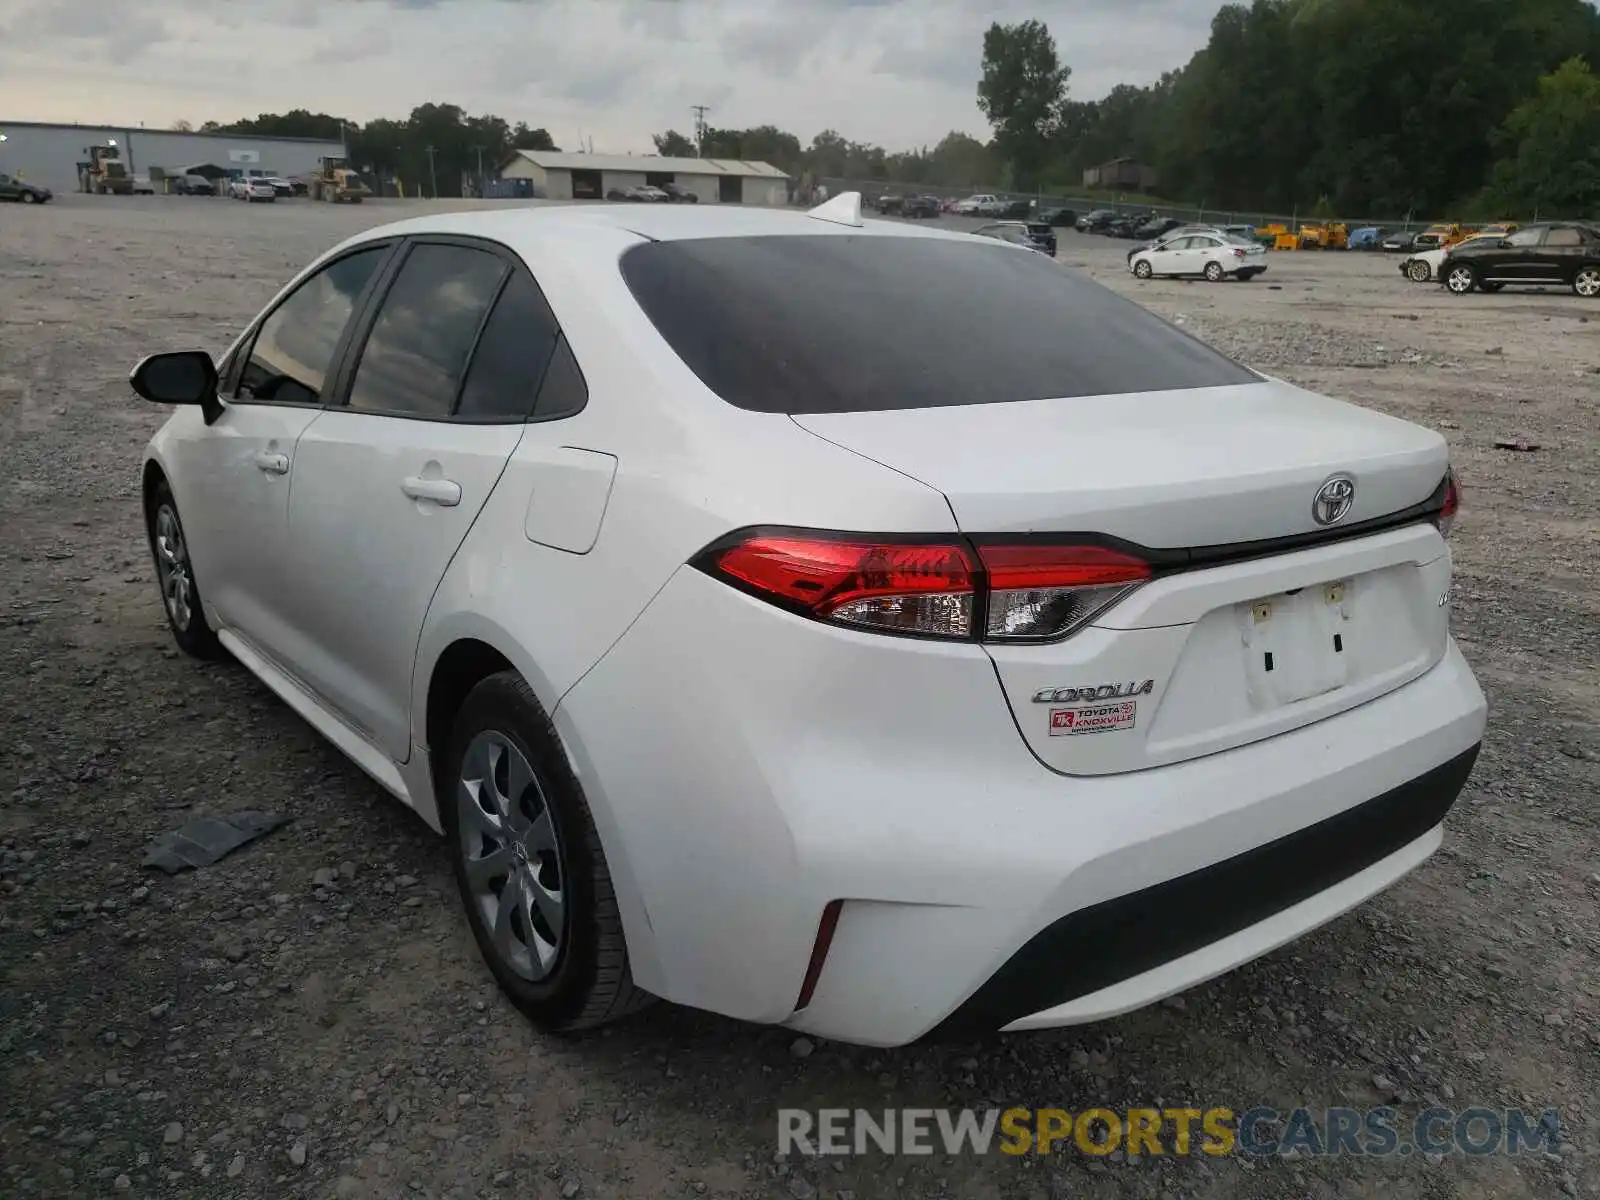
[977,543,1150,640]
[700,532,1149,642]
[1232,248,1246,258]
[1435,472,1460,538]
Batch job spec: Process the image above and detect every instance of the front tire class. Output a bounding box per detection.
[1445,263,1478,294]
[442,672,653,1033]
[1407,259,1431,283]
[146,481,224,660]
[1574,267,1600,299]
[20,191,37,205]
[1133,259,1153,279]
[1204,261,1224,282]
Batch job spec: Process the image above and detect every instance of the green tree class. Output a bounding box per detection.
[652,129,697,157]
[1489,57,1600,215]
[977,19,1070,191]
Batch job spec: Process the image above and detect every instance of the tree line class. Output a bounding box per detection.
[978,0,1600,218]
[197,0,1600,217]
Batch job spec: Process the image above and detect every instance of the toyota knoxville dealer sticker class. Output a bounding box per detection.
[1049,702,1137,736]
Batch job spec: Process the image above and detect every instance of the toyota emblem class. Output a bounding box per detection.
[1312,474,1356,526]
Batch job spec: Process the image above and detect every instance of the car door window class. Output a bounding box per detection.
[345,243,508,418]
[530,337,588,422]
[237,247,388,405]
[455,271,563,421]
[1543,228,1582,247]
[1505,228,1543,248]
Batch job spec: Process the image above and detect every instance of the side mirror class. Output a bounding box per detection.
[129,350,224,424]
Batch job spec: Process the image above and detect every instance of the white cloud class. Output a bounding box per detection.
[0,0,1212,150]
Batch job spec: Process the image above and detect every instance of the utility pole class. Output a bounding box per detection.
[472,144,485,197]
[691,105,710,155]
[424,144,438,199]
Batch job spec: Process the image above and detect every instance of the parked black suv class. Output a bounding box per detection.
[901,195,941,219]
[0,172,52,203]
[1440,223,1600,298]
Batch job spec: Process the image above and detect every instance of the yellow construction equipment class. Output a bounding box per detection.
[81,144,133,195]
[1298,222,1349,250]
[1258,222,1300,251]
[306,157,370,203]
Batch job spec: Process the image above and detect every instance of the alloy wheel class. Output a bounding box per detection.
[457,731,567,982]
[1408,261,1430,282]
[1575,268,1600,299]
[153,505,194,632]
[1446,266,1475,294]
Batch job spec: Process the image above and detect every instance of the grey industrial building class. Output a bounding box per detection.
[0,120,345,195]
[499,150,789,205]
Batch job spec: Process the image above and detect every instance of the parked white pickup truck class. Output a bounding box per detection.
[954,193,999,215]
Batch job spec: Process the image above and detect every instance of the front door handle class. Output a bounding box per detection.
[401,476,462,507]
[254,451,289,475]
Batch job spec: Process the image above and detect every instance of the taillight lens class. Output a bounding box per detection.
[977,544,1150,640]
[699,532,1149,642]
[711,535,976,637]
[1435,471,1460,538]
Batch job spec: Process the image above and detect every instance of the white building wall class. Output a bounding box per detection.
[742,177,789,207]
[500,158,561,197]
[0,122,343,195]
[675,174,720,203]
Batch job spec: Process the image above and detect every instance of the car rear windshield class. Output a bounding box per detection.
[619,234,1259,414]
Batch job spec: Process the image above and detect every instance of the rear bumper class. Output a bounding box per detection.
[556,568,1487,1048]
[936,744,1476,1037]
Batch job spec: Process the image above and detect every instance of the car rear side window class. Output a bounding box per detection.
[237,247,387,405]
[1544,227,1583,247]
[345,243,507,418]
[455,272,563,421]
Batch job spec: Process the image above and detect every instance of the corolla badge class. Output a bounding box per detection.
[1312,474,1356,526]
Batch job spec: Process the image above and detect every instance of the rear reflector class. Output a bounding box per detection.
[794,899,844,1011]
[697,531,1149,642]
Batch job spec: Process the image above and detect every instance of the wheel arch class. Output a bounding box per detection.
[414,623,666,994]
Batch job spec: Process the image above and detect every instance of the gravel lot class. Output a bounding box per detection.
[2,194,1597,1200]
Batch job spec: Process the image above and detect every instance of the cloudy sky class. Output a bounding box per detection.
[0,0,1213,151]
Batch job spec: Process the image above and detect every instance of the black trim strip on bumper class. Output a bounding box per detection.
[927,743,1480,1040]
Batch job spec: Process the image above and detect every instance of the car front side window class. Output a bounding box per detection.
[236,247,389,405]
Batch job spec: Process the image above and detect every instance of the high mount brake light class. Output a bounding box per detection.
[1435,471,1460,538]
[699,533,1150,642]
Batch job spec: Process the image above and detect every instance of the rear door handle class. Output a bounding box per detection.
[254,451,289,475]
[401,476,462,507]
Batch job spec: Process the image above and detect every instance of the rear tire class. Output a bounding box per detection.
[442,672,654,1033]
[1445,264,1478,294]
[1574,267,1600,299]
[1204,261,1224,282]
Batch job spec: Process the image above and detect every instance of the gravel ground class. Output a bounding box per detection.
[1,194,1597,1200]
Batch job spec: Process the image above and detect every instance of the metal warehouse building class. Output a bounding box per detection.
[500,150,789,205]
[0,121,345,196]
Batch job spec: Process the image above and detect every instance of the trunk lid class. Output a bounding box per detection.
[790,378,1445,548]
[793,379,1454,774]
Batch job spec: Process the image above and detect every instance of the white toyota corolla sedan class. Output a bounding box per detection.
[131,194,1486,1048]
